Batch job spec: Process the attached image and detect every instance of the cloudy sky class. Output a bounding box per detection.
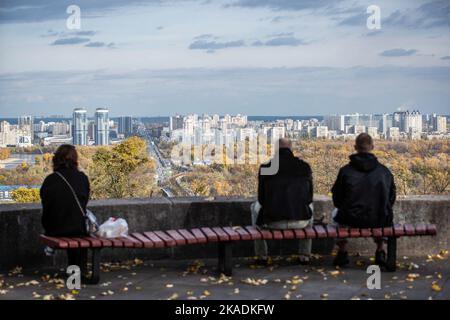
[0,0,449,117]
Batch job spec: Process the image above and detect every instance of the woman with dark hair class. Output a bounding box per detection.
[41,144,90,236]
[40,144,90,270]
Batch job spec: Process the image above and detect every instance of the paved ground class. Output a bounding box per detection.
[1,251,448,300]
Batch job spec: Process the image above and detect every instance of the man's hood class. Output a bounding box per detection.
[349,152,379,172]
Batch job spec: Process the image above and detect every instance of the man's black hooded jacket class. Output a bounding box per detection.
[331,152,396,228]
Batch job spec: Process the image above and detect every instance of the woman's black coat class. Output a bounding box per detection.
[40,167,90,236]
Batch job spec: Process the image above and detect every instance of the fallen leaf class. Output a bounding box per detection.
[168,293,179,300]
[431,283,442,292]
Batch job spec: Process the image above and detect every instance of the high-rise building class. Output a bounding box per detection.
[0,121,15,146]
[379,114,392,135]
[211,114,220,127]
[312,126,328,138]
[95,108,109,145]
[433,115,447,133]
[18,115,33,141]
[72,108,88,145]
[388,127,400,141]
[325,115,345,132]
[367,126,379,138]
[237,127,255,141]
[408,127,421,140]
[405,110,422,133]
[169,115,183,132]
[268,126,285,143]
[87,120,95,141]
[118,116,133,136]
[394,110,422,133]
[183,116,195,136]
[50,122,70,136]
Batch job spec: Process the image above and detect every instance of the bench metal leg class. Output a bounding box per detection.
[386,237,397,272]
[82,248,101,285]
[218,242,232,276]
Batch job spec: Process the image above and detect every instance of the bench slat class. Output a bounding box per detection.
[349,228,361,238]
[372,228,383,238]
[244,226,262,240]
[294,229,306,239]
[233,227,252,240]
[337,227,349,238]
[304,227,317,239]
[325,225,337,238]
[190,228,208,243]
[166,230,187,245]
[222,227,241,241]
[178,229,197,244]
[414,223,427,235]
[92,235,113,247]
[282,230,295,239]
[426,224,437,236]
[393,224,405,236]
[271,230,284,240]
[256,227,273,240]
[404,224,415,235]
[154,231,176,247]
[212,227,230,241]
[143,232,165,248]
[314,225,327,238]
[109,237,124,248]
[40,235,69,249]
[360,228,372,237]
[382,226,394,237]
[120,235,143,248]
[200,228,219,242]
[130,233,153,248]
[84,236,103,248]
[60,237,80,248]
[70,237,91,248]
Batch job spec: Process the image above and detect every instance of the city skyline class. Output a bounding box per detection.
[1,108,447,149]
[0,0,450,116]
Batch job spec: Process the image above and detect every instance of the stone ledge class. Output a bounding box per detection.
[0,196,449,270]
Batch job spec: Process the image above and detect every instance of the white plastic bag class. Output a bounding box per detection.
[97,217,129,238]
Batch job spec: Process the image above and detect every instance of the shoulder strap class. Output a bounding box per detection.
[55,171,86,217]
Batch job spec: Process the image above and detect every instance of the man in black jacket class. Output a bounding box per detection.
[252,138,314,264]
[331,133,396,267]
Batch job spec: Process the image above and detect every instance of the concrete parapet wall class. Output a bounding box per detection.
[0,196,448,270]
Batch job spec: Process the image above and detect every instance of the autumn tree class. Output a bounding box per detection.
[0,148,11,160]
[11,187,40,203]
[90,137,158,199]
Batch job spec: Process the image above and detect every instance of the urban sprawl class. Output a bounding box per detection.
[0,108,448,148]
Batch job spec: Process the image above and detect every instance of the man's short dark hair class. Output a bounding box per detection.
[355,133,374,153]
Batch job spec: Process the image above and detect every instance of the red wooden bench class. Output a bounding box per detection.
[40,223,437,284]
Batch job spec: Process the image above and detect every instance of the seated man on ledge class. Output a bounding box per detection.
[331,133,396,268]
[252,138,314,265]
